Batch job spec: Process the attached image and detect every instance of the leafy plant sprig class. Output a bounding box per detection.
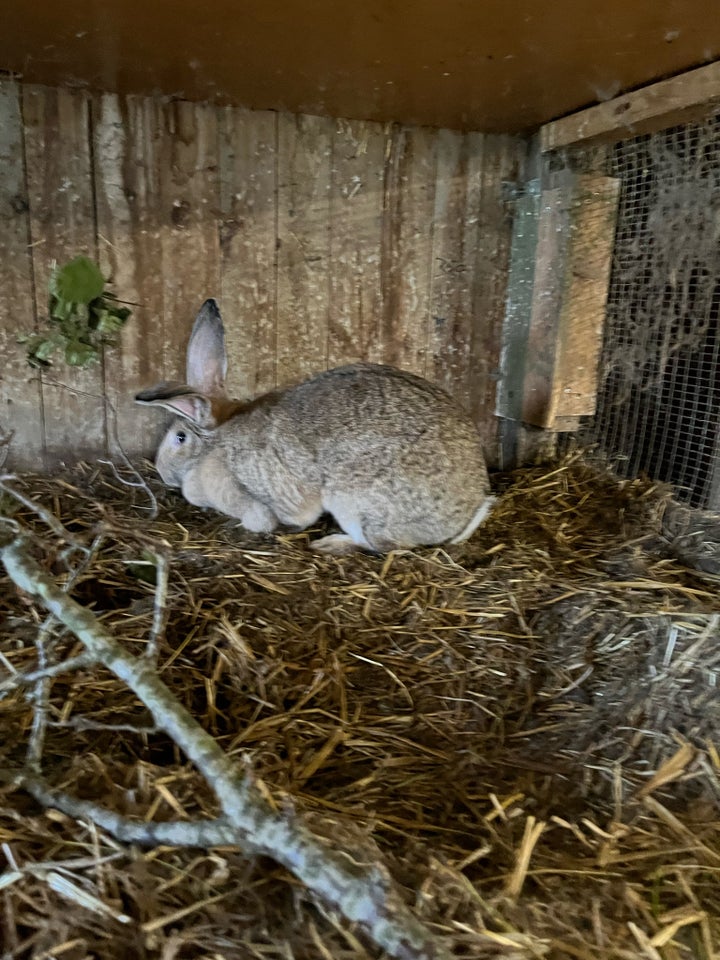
[20,256,132,369]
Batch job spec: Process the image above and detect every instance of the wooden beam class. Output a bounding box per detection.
[541,60,720,153]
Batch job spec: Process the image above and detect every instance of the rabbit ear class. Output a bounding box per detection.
[186,299,227,397]
[135,383,216,428]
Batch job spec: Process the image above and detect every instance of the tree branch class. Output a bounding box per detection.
[0,531,451,960]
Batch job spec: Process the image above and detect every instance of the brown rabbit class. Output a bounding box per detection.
[136,300,495,554]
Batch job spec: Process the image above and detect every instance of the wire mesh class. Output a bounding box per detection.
[567,115,720,508]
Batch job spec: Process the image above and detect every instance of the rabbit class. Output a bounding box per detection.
[136,299,495,554]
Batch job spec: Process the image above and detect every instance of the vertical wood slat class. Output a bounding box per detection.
[381,125,438,376]
[328,118,387,367]
[429,128,478,410]
[549,174,620,421]
[158,101,222,386]
[0,81,525,468]
[219,106,277,398]
[469,135,521,462]
[521,172,620,428]
[93,93,166,458]
[276,112,333,385]
[495,179,542,424]
[23,85,106,464]
[0,79,45,470]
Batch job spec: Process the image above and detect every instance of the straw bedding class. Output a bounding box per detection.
[0,453,718,959]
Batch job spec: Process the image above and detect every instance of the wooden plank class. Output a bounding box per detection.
[520,185,570,428]
[23,85,106,465]
[327,118,387,368]
[468,134,522,462]
[157,100,222,385]
[428,128,474,408]
[0,79,45,470]
[495,179,541,422]
[276,112,333,385]
[93,93,167,459]
[552,174,620,421]
[218,106,278,398]
[541,61,720,153]
[522,172,620,429]
[380,125,437,376]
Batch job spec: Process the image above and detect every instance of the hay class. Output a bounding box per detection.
[1,453,719,959]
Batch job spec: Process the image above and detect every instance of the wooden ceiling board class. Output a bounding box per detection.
[1,0,718,131]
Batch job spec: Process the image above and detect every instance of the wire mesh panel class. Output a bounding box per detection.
[577,115,720,508]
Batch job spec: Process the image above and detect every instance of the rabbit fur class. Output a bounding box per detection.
[136,299,495,554]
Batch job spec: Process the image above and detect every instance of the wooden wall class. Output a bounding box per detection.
[0,78,522,472]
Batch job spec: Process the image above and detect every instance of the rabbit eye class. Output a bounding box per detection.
[175,430,187,445]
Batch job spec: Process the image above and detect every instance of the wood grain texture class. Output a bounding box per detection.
[541,61,720,153]
[520,185,569,428]
[522,173,620,429]
[469,135,521,461]
[0,80,526,467]
[276,112,333,385]
[0,79,45,470]
[551,174,620,421]
[380,125,437,376]
[157,100,222,385]
[429,128,478,409]
[495,180,541,423]
[93,93,166,458]
[23,85,106,464]
[328,118,387,367]
[219,105,277,397]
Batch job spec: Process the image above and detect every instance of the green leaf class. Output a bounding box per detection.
[50,256,105,306]
[125,551,158,585]
[64,340,97,366]
[27,357,51,369]
[34,338,59,361]
[49,295,74,322]
[96,312,125,335]
[26,335,58,367]
[25,255,133,370]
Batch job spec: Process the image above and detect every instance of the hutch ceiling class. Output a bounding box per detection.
[1,0,718,132]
